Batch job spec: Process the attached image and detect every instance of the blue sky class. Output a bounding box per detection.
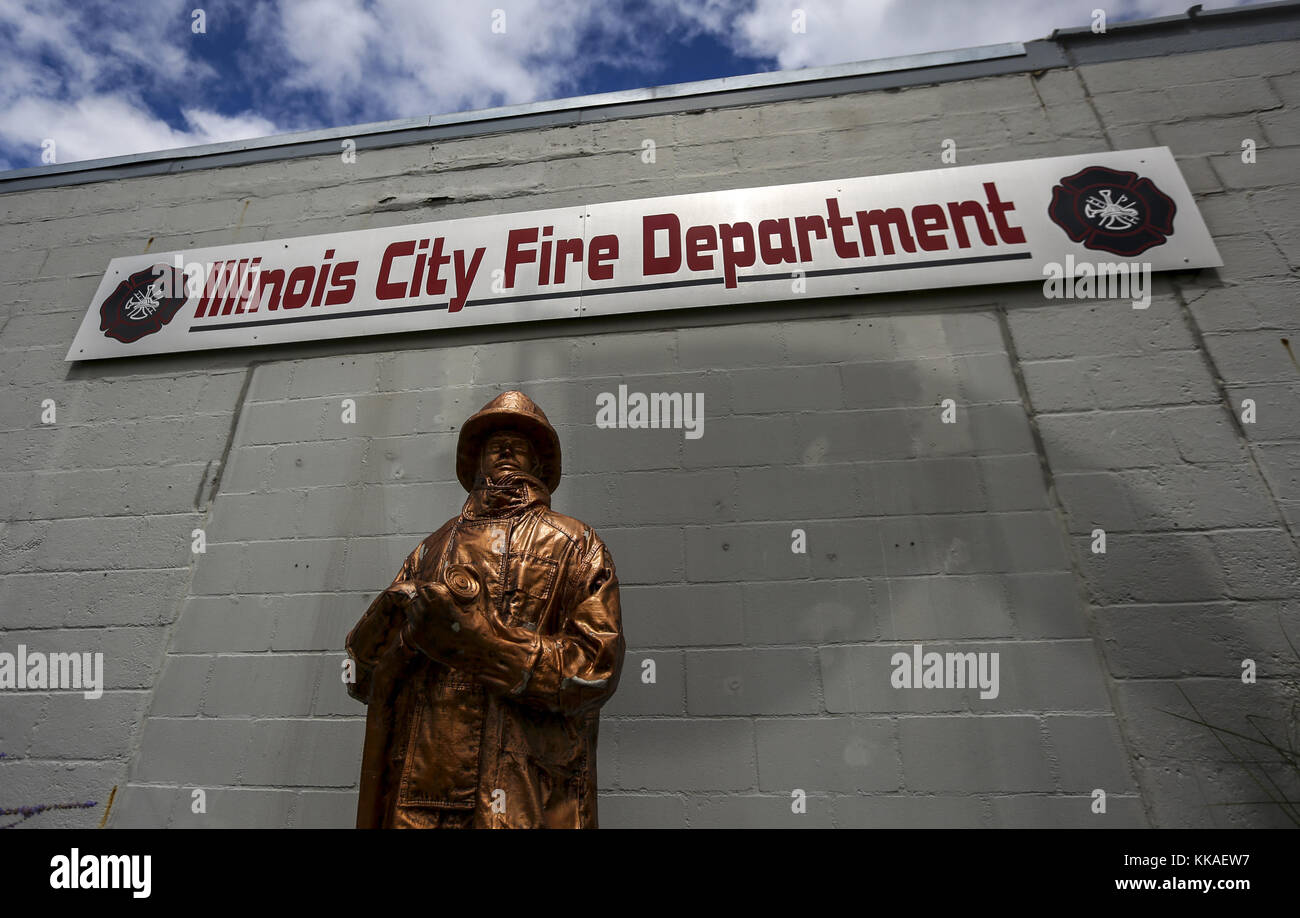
[0,0,1251,171]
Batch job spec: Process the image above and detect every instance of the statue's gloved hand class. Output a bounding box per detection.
[401,578,539,695]
[401,582,473,660]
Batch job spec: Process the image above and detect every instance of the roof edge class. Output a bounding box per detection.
[0,42,1025,186]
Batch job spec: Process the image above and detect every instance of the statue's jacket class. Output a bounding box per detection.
[345,473,625,828]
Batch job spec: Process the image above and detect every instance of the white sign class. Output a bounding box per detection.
[66,147,1220,361]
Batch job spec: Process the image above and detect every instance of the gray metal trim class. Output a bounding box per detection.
[3,0,1298,194]
[1053,0,1300,64]
[1051,0,1298,37]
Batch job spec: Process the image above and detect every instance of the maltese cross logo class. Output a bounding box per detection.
[1047,165,1177,257]
[99,265,189,344]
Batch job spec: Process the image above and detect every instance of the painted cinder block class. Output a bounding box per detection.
[755,716,900,793]
[595,793,689,828]
[600,650,684,716]
[987,794,1147,828]
[605,469,738,526]
[293,789,359,828]
[688,793,836,828]
[734,464,862,520]
[899,715,1054,793]
[203,654,319,717]
[878,574,1019,641]
[27,691,150,759]
[600,525,683,585]
[834,793,988,828]
[171,787,298,828]
[613,718,756,791]
[0,568,190,630]
[685,648,821,715]
[685,522,817,582]
[741,577,881,644]
[620,583,746,648]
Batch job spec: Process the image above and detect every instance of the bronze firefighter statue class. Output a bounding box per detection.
[345,390,625,828]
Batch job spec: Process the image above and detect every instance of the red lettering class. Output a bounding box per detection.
[425,237,450,296]
[283,265,314,309]
[643,213,681,276]
[911,204,949,252]
[825,198,859,259]
[983,182,1026,244]
[793,215,826,261]
[758,218,797,265]
[854,209,915,257]
[504,228,538,289]
[251,268,285,312]
[449,247,485,313]
[326,261,358,306]
[195,261,231,318]
[231,258,262,314]
[554,237,583,284]
[410,241,427,297]
[311,249,334,307]
[685,225,716,272]
[719,221,755,288]
[377,240,414,300]
[220,259,249,315]
[588,234,618,281]
[946,200,995,248]
[539,227,554,286]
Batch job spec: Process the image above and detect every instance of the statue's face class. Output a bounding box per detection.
[479,429,539,482]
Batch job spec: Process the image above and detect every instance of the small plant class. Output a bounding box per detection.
[0,752,101,829]
[1,801,99,829]
[1161,620,1300,827]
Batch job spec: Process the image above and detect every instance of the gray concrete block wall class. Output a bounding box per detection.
[36,309,1139,828]
[2,31,1297,828]
[1006,41,1300,827]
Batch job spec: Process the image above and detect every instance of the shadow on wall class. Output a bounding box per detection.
[1071,271,1300,830]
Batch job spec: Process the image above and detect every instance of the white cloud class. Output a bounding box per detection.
[728,0,1253,69]
[262,0,662,122]
[0,93,277,164]
[726,0,1248,70]
[0,0,271,164]
[179,108,280,144]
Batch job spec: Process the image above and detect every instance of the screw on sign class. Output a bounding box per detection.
[99,264,189,343]
[1047,165,1177,257]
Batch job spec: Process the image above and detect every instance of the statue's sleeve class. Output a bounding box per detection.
[477,536,626,717]
[344,545,420,704]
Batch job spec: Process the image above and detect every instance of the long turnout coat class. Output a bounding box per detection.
[345,473,624,828]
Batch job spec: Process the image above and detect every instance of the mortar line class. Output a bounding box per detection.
[1069,53,1117,153]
